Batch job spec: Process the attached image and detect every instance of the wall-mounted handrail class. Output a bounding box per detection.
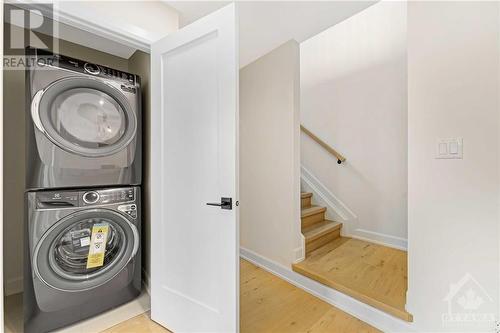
[300,125,346,164]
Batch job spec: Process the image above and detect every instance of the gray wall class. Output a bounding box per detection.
[128,50,151,285]
[3,23,149,295]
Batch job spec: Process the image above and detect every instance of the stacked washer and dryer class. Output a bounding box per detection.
[24,48,142,333]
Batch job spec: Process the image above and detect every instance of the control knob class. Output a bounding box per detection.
[83,191,100,204]
[84,63,100,75]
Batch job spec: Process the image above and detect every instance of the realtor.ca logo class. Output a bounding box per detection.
[442,273,496,329]
[4,3,57,70]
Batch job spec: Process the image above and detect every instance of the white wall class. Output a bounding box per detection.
[407,2,499,331]
[300,1,408,249]
[240,40,302,266]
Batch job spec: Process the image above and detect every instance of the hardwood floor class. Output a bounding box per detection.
[101,313,169,333]
[4,260,379,332]
[295,192,411,322]
[240,259,379,333]
[293,237,412,322]
[101,259,379,333]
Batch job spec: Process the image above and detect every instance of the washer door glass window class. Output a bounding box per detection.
[34,209,138,291]
[35,77,137,157]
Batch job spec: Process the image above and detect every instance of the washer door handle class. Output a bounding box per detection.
[128,221,140,260]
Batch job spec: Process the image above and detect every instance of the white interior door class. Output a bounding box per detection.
[150,3,238,333]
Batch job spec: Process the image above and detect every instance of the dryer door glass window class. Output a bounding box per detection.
[35,77,137,157]
[52,88,126,149]
[34,209,139,291]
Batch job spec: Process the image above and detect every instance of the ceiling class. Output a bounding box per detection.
[8,0,179,59]
[8,1,375,63]
[166,1,376,67]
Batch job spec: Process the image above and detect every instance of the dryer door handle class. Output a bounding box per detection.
[31,89,46,133]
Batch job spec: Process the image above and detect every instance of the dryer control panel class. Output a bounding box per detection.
[29,48,139,87]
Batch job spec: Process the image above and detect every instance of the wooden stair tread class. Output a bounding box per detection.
[301,206,326,218]
[303,220,342,241]
[293,238,412,322]
[296,191,411,322]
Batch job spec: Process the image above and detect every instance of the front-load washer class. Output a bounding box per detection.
[24,186,141,333]
[26,47,141,190]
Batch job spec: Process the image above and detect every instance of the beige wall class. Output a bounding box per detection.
[239,40,302,266]
[300,1,408,249]
[407,2,499,331]
[3,23,140,295]
[128,50,151,285]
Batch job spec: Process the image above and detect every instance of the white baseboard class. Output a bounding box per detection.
[240,247,415,333]
[348,229,408,251]
[5,276,23,296]
[293,235,305,263]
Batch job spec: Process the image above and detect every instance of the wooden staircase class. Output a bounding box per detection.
[295,192,413,322]
[300,192,342,256]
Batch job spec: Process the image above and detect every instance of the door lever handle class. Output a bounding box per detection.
[206,197,232,210]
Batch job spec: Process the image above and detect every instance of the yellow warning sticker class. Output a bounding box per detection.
[86,224,109,269]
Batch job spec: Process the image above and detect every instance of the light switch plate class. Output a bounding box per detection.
[436,138,463,159]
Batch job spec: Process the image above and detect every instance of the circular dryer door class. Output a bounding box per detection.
[33,209,139,292]
[32,77,137,157]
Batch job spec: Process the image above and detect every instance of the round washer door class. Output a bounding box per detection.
[32,77,137,157]
[33,209,139,292]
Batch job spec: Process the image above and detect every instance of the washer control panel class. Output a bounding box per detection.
[35,187,137,209]
[36,191,79,208]
[82,188,135,206]
[118,204,138,219]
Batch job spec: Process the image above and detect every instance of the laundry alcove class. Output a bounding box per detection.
[2,2,177,331]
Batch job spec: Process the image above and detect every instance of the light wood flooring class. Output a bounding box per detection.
[294,192,412,322]
[101,312,168,333]
[100,259,379,333]
[293,237,411,321]
[239,259,379,333]
[5,259,379,333]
